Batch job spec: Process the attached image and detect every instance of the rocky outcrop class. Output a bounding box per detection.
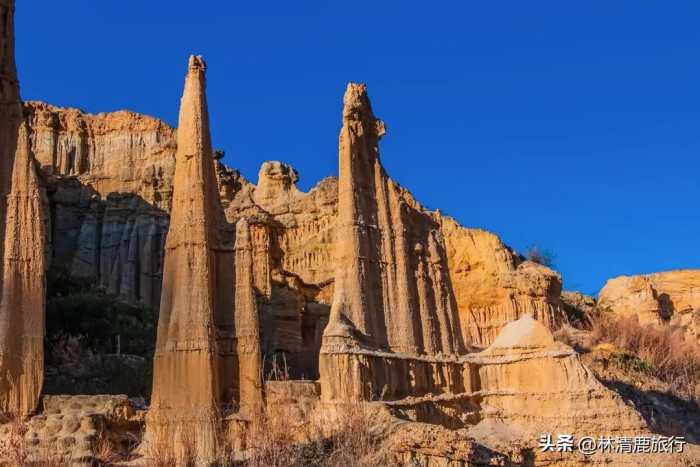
[145,56,220,464]
[560,290,596,327]
[0,0,46,418]
[222,164,337,381]
[320,83,465,402]
[440,219,567,347]
[25,101,175,309]
[0,395,142,464]
[599,270,700,338]
[473,316,647,436]
[24,101,176,203]
[385,316,700,465]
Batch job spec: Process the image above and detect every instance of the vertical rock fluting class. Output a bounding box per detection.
[234,218,263,413]
[440,217,567,347]
[320,83,465,402]
[25,101,175,310]
[145,56,220,463]
[0,0,46,418]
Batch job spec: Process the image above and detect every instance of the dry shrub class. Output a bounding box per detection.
[143,426,201,467]
[553,324,579,349]
[589,314,700,401]
[324,404,393,467]
[245,403,393,467]
[246,405,315,467]
[92,429,120,465]
[523,246,555,267]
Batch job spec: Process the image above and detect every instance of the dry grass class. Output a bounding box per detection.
[92,429,121,465]
[143,426,178,467]
[587,314,700,401]
[245,403,395,467]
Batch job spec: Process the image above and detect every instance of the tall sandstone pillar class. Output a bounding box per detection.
[146,55,220,464]
[320,83,465,402]
[234,218,263,413]
[0,0,46,418]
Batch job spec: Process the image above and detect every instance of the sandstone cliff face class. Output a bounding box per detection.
[320,83,465,402]
[473,316,647,436]
[232,218,264,413]
[386,316,698,466]
[24,101,176,202]
[0,0,46,418]
[145,56,220,464]
[440,217,567,348]
[599,270,700,338]
[221,163,337,380]
[24,101,175,309]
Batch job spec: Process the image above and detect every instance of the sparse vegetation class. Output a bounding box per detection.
[44,265,156,399]
[523,246,555,268]
[585,314,700,401]
[245,403,394,467]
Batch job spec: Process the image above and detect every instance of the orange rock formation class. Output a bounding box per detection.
[599,269,700,338]
[440,219,567,347]
[0,0,46,418]
[145,55,221,464]
[320,83,466,402]
[2,2,696,463]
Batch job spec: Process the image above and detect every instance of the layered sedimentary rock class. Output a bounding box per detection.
[145,56,220,464]
[599,270,700,338]
[471,316,647,435]
[23,96,571,365]
[440,219,567,347]
[24,101,176,201]
[0,0,46,418]
[320,83,465,402]
[24,101,175,308]
[386,316,700,465]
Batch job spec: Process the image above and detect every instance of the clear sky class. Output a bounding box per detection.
[15,1,700,295]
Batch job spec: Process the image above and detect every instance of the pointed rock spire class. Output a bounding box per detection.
[0,0,46,418]
[323,83,388,350]
[146,55,221,464]
[320,83,465,401]
[0,121,46,417]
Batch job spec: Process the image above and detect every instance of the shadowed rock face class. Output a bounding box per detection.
[0,0,46,418]
[145,55,221,465]
[24,101,175,309]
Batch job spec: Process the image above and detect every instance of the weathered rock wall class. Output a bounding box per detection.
[24,96,571,376]
[24,101,175,309]
[440,217,567,348]
[221,162,337,380]
[599,269,700,338]
[320,83,466,402]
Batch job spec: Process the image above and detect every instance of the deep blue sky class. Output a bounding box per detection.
[15,1,700,295]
